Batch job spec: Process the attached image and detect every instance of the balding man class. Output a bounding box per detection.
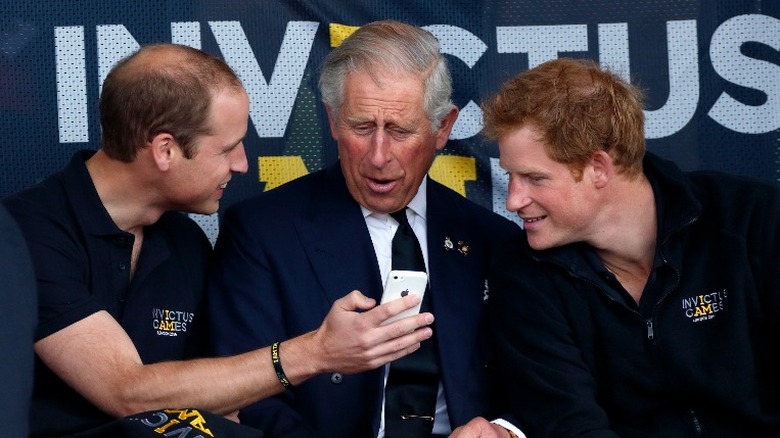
[4,43,432,437]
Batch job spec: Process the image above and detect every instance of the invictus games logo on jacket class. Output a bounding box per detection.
[152,307,194,337]
[681,289,728,322]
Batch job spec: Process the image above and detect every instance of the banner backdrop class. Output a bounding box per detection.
[1,0,778,241]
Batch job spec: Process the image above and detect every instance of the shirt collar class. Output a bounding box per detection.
[62,150,128,237]
[361,176,428,221]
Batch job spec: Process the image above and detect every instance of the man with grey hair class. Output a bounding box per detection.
[208,20,520,438]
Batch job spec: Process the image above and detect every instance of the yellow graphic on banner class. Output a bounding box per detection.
[430,155,476,197]
[258,156,309,191]
[329,23,360,47]
[258,155,476,197]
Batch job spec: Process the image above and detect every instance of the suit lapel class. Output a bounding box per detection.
[426,180,486,326]
[425,180,489,416]
[293,165,384,304]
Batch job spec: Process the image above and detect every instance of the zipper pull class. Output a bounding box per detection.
[646,319,655,340]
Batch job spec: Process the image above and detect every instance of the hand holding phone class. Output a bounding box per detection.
[380,270,428,325]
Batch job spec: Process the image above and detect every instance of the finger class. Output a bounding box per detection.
[452,418,491,438]
[335,290,376,312]
[384,311,434,337]
[372,292,423,322]
[449,427,464,438]
[367,311,433,359]
[366,338,422,367]
[364,320,433,366]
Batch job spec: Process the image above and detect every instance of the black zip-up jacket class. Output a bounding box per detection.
[488,153,780,437]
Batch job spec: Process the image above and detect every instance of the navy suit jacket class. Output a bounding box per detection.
[208,163,520,438]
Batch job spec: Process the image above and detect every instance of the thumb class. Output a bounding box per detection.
[337,290,377,311]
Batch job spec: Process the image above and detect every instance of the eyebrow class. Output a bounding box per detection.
[500,162,547,176]
[343,114,412,128]
[343,114,373,124]
[223,138,244,152]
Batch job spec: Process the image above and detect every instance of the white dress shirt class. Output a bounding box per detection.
[361,177,452,437]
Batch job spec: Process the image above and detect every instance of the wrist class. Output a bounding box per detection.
[278,331,325,382]
[299,327,332,374]
[271,341,292,388]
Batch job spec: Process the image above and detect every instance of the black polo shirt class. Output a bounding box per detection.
[0,204,37,437]
[3,150,213,437]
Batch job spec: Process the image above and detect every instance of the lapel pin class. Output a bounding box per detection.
[444,236,454,251]
[457,240,470,256]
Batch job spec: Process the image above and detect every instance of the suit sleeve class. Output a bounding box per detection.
[207,205,317,438]
[487,239,619,438]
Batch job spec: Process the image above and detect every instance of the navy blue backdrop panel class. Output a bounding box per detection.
[1,0,778,240]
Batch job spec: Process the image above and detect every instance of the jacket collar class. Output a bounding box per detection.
[643,152,701,246]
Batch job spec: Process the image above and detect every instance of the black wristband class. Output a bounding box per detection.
[271,341,292,388]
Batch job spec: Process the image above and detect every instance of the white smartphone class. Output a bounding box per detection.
[380,270,428,325]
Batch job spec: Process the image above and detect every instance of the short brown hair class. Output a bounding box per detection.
[482,58,646,179]
[99,43,243,162]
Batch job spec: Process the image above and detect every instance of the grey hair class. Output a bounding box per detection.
[318,20,453,133]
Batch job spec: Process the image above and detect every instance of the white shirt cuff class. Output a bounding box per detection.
[491,418,526,438]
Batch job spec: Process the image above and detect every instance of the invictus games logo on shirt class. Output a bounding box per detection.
[681,289,728,322]
[152,307,194,337]
[128,408,214,437]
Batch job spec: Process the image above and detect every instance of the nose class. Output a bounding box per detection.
[367,130,391,167]
[231,142,249,174]
[505,177,532,212]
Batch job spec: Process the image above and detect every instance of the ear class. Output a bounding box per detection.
[589,150,614,189]
[433,105,459,151]
[325,105,339,141]
[149,133,177,171]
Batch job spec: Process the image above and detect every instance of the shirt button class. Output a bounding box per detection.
[330,373,343,384]
[118,262,127,271]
